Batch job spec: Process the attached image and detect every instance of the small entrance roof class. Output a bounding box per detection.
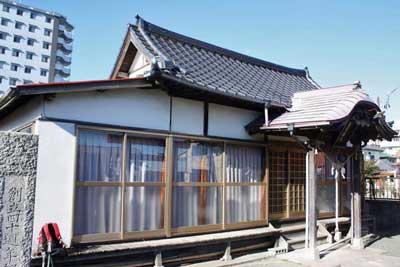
[263,83,378,130]
[260,82,397,144]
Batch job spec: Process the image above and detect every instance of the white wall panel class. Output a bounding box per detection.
[44,88,171,131]
[208,103,262,140]
[0,96,42,131]
[32,120,76,250]
[171,97,203,135]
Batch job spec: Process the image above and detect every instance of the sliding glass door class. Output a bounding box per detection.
[73,127,268,243]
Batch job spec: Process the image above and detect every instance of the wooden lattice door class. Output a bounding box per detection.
[269,149,288,219]
[288,150,306,217]
[269,147,306,220]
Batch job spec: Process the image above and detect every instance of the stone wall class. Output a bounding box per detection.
[366,200,400,233]
[0,132,38,267]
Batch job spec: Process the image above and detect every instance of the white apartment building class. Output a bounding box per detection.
[0,0,73,93]
[380,120,400,158]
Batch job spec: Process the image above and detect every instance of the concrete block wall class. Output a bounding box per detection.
[0,132,38,267]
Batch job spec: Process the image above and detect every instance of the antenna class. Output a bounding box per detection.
[383,88,398,110]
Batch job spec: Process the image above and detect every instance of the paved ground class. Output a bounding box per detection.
[189,234,400,267]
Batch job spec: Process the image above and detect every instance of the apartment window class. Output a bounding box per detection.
[0,32,6,40]
[9,78,17,86]
[24,66,32,74]
[0,61,4,69]
[11,64,19,71]
[26,52,34,59]
[40,69,48,76]
[2,5,10,12]
[45,16,52,23]
[43,42,50,49]
[16,9,23,16]
[41,55,49,63]
[0,76,2,84]
[0,47,5,54]
[23,79,33,85]
[30,13,36,19]
[44,28,51,36]
[12,49,20,57]
[27,38,35,46]
[15,21,23,29]
[28,25,36,32]
[1,18,8,26]
[13,35,22,43]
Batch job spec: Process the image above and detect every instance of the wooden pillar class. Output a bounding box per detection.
[334,167,342,241]
[351,152,364,249]
[305,147,319,260]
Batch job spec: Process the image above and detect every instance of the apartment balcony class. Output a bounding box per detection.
[57,43,72,55]
[58,31,73,43]
[56,55,71,66]
[56,50,72,63]
[55,63,71,77]
[57,37,73,50]
[54,74,69,82]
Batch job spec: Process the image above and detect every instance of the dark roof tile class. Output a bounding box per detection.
[130,17,318,106]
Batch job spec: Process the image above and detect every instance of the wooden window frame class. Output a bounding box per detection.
[72,125,269,244]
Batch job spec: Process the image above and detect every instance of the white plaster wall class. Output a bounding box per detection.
[128,51,151,78]
[44,88,171,131]
[32,120,76,251]
[0,96,42,131]
[171,96,203,135]
[208,103,262,140]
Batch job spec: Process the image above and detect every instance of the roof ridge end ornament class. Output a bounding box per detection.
[353,80,362,90]
[136,15,185,75]
[304,67,321,89]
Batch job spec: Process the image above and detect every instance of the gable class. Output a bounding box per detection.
[128,50,151,78]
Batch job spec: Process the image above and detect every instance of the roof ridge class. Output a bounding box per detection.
[135,16,307,76]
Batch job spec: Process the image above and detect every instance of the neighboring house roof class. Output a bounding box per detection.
[262,83,378,129]
[112,16,319,107]
[376,159,396,172]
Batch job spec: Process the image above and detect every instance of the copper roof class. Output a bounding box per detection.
[263,83,377,130]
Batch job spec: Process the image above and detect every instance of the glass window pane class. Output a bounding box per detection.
[77,130,122,182]
[226,185,264,223]
[226,145,265,183]
[74,186,121,235]
[173,140,223,183]
[172,186,221,227]
[124,186,163,232]
[125,137,166,182]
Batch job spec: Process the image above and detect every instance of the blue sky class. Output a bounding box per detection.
[23,0,400,121]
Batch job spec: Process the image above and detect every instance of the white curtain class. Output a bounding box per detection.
[225,145,264,223]
[172,141,222,227]
[124,137,165,232]
[74,130,122,235]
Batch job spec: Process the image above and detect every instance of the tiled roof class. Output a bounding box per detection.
[263,83,377,129]
[128,16,318,107]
